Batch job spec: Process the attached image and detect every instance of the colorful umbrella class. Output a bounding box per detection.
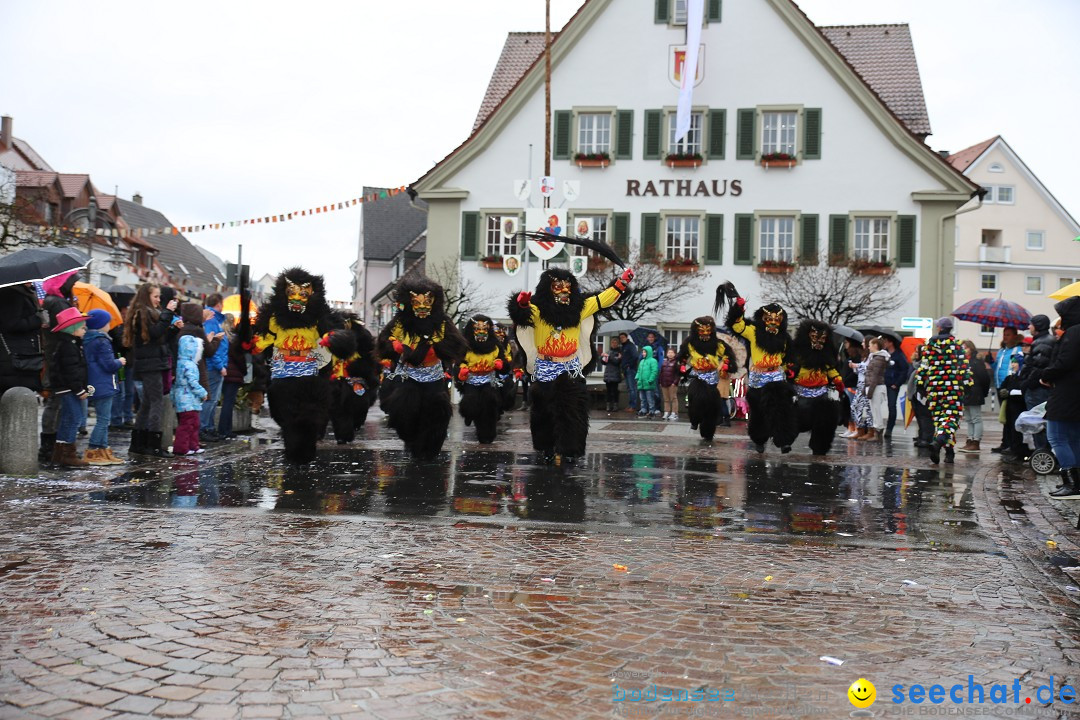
[951,298,1031,329]
[73,281,123,329]
[222,294,258,319]
[1049,280,1080,302]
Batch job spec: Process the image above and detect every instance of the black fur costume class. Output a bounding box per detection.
[788,320,843,456]
[327,314,380,444]
[508,267,630,462]
[676,317,734,442]
[725,297,797,453]
[377,276,467,460]
[456,315,507,444]
[253,268,356,464]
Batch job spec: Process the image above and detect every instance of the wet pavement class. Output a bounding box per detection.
[1,408,1079,719]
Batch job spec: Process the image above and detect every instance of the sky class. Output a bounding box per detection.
[2,0,1077,301]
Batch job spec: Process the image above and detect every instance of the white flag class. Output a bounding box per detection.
[674,0,705,145]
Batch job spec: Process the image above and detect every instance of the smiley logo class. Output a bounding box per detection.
[848,678,877,709]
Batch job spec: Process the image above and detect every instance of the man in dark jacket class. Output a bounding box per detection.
[1041,297,1080,498]
[39,271,78,461]
[882,335,910,440]
[0,283,47,396]
[619,332,639,412]
[1020,314,1055,449]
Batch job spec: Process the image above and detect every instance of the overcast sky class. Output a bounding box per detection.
[3,0,1076,300]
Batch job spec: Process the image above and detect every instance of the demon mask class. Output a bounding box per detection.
[551,279,572,305]
[286,279,313,313]
[762,305,785,335]
[472,319,490,342]
[696,320,715,340]
[809,327,828,350]
[410,291,434,318]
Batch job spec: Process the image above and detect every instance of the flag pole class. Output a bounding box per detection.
[544,0,551,212]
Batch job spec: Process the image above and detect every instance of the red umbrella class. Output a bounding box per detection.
[951,298,1031,329]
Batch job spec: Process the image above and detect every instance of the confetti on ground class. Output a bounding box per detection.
[613,564,629,572]
[456,617,466,623]
[423,610,433,615]
[1046,540,1058,549]
[540,578,554,583]
[902,580,920,586]
[819,656,845,666]
[764,576,773,582]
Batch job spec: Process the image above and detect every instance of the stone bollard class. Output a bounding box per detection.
[0,388,40,476]
[160,395,177,452]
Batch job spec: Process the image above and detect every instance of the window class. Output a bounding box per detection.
[665,216,700,262]
[759,216,795,263]
[663,327,690,349]
[571,215,608,256]
[577,113,611,156]
[989,163,1004,173]
[1025,231,1044,250]
[980,273,998,291]
[761,111,797,156]
[853,217,890,263]
[484,215,517,258]
[667,111,702,156]
[1061,277,1078,289]
[980,324,994,335]
[673,0,687,23]
[996,186,1015,204]
[1026,275,1043,294]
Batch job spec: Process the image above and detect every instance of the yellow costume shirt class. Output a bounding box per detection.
[387,321,446,367]
[731,316,784,372]
[526,287,622,359]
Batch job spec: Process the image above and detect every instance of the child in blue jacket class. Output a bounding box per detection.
[83,309,126,465]
[171,335,208,455]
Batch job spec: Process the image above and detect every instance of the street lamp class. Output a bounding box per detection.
[85,194,98,284]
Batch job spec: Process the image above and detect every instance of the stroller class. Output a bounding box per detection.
[1015,403,1058,475]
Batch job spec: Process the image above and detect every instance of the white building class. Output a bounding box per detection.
[947,136,1080,341]
[413,0,978,345]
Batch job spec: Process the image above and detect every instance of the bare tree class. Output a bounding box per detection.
[425,257,498,327]
[579,251,707,323]
[757,262,913,325]
[0,173,76,253]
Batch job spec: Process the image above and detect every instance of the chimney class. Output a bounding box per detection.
[132,192,143,205]
[937,150,950,159]
[0,116,12,152]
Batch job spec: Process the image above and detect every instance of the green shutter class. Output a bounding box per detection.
[734,214,753,265]
[803,108,822,160]
[800,214,819,265]
[705,214,723,265]
[897,215,917,267]
[612,212,630,259]
[736,108,755,160]
[553,110,571,160]
[643,109,662,160]
[828,214,849,266]
[616,109,634,160]
[461,212,479,260]
[641,213,660,260]
[707,0,722,22]
[708,108,726,160]
[655,0,669,23]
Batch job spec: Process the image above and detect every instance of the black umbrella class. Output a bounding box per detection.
[832,325,865,344]
[104,284,136,296]
[858,325,902,347]
[0,247,89,289]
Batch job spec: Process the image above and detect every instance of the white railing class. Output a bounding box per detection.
[979,245,1011,263]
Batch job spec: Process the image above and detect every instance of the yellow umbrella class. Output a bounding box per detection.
[1049,280,1080,301]
[222,294,258,319]
[73,281,123,330]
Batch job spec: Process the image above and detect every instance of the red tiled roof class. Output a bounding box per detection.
[818,24,931,137]
[57,173,91,198]
[945,137,998,173]
[95,194,117,213]
[13,170,59,188]
[12,138,54,172]
[473,32,552,132]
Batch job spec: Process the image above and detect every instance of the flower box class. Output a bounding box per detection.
[574,153,610,168]
[761,158,797,169]
[757,262,796,274]
[665,154,703,168]
[663,260,700,273]
[849,259,894,276]
[479,256,503,269]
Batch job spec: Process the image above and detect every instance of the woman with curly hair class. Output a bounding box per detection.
[123,283,178,456]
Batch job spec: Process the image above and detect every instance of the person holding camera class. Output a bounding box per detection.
[123,284,178,456]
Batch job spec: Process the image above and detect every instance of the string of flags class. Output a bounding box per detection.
[35,186,408,239]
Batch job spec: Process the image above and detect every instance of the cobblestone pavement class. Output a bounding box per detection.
[1,409,1079,719]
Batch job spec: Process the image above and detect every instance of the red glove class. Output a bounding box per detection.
[832,376,845,393]
[391,339,405,355]
[720,360,729,373]
[679,365,687,374]
[318,334,331,348]
[493,359,504,371]
[241,339,255,351]
[614,267,635,292]
[785,367,795,380]
[513,368,524,380]
[457,366,470,381]
[516,291,532,308]
[380,358,392,368]
[736,297,746,307]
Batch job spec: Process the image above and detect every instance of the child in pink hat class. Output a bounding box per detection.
[49,307,92,467]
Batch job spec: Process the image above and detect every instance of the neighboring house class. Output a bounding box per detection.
[946,136,1080,342]
[351,186,428,324]
[412,0,979,339]
[116,194,226,298]
[195,244,228,282]
[369,232,427,331]
[251,272,276,306]
[0,115,54,172]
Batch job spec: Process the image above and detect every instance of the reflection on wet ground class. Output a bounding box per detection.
[72,447,995,553]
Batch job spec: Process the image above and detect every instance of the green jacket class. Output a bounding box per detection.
[635,346,659,390]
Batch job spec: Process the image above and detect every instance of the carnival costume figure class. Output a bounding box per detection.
[377,276,467,460]
[717,283,797,453]
[676,316,734,442]
[492,322,519,411]
[327,313,380,444]
[914,318,972,464]
[508,266,633,463]
[252,268,356,464]
[788,320,845,456]
[456,314,513,444]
